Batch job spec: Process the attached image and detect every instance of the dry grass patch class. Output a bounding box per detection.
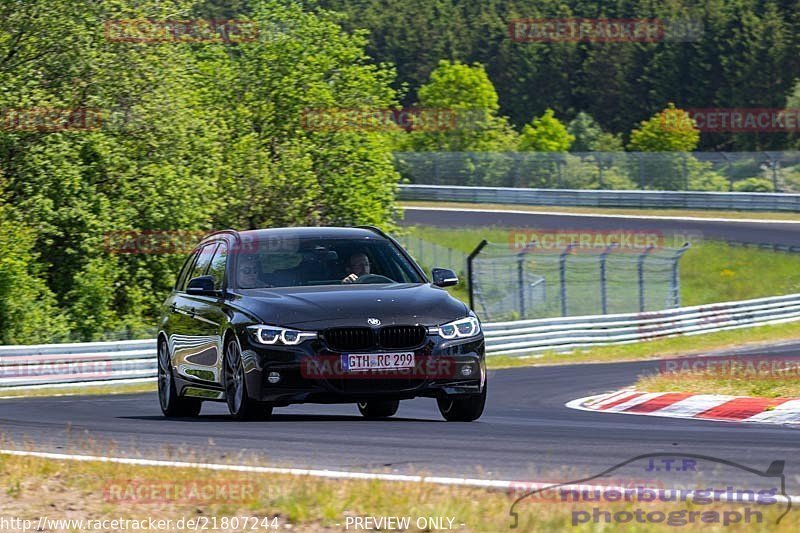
[0,453,798,531]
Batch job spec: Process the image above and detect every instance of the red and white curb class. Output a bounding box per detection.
[567,389,800,425]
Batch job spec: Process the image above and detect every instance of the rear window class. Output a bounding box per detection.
[188,243,218,282]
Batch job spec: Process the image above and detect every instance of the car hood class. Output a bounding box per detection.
[232,283,469,328]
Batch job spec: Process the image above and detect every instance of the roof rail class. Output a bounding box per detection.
[199,229,240,243]
[355,225,389,239]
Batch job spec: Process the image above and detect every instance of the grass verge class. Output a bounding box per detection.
[0,381,155,399]
[401,201,800,222]
[635,371,800,399]
[405,226,800,306]
[0,452,795,532]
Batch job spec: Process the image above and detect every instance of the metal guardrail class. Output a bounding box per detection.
[398,184,800,212]
[2,293,799,387]
[393,151,800,192]
[483,293,800,356]
[0,339,156,388]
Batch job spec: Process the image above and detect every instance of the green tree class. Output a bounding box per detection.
[519,109,574,152]
[0,182,69,343]
[785,78,800,148]
[628,104,700,152]
[403,60,517,152]
[567,112,602,152]
[0,0,404,341]
[626,105,719,191]
[322,0,800,151]
[566,112,624,152]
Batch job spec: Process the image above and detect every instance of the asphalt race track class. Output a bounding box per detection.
[2,341,799,488]
[1,208,798,495]
[401,206,800,247]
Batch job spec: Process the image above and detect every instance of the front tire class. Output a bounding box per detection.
[357,400,400,418]
[437,385,486,422]
[224,336,272,420]
[158,338,202,417]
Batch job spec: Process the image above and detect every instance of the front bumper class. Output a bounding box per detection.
[239,332,485,406]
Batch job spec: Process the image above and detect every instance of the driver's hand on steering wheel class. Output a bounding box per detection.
[342,273,359,284]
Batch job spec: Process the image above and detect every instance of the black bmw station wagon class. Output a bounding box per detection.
[157,226,486,421]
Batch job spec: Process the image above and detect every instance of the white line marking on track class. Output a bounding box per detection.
[3,449,800,504]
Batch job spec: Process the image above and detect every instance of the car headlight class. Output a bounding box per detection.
[247,325,317,346]
[432,316,481,340]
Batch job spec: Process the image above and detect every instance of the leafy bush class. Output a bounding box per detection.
[733,177,775,192]
[519,109,574,152]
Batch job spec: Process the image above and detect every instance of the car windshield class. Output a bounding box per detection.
[233,237,425,289]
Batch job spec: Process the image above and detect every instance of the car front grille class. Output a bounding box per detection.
[379,325,427,349]
[323,325,426,352]
[323,327,375,352]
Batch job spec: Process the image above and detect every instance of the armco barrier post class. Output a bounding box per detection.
[516,250,526,318]
[467,240,488,312]
[559,244,575,317]
[670,243,691,308]
[599,243,619,314]
[637,246,655,312]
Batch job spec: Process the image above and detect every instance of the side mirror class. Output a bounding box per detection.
[186,275,217,295]
[432,268,458,288]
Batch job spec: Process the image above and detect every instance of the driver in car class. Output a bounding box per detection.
[238,255,261,288]
[342,252,370,284]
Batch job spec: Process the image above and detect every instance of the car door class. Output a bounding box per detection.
[164,247,199,359]
[190,240,230,384]
[171,242,220,384]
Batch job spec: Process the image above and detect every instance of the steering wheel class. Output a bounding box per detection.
[354,274,393,284]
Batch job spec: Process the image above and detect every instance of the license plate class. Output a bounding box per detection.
[342,352,415,372]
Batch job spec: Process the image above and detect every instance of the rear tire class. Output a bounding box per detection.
[158,338,202,417]
[357,400,400,418]
[224,336,273,420]
[437,385,486,422]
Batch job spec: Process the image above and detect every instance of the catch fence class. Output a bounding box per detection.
[394,151,800,192]
[468,240,689,322]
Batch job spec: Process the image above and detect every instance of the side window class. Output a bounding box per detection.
[188,243,217,282]
[175,250,200,291]
[208,242,228,290]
